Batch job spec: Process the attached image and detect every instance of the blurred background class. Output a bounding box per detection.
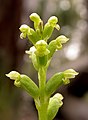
[0,0,88,120]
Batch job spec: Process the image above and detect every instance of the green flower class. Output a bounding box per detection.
[47,93,63,120]
[6,71,21,87]
[35,40,50,57]
[26,46,36,57]
[43,16,60,41]
[56,35,69,49]
[30,13,43,37]
[19,24,29,39]
[6,71,39,98]
[63,69,79,84]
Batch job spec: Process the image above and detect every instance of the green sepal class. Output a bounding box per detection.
[47,93,63,120]
[45,72,64,97]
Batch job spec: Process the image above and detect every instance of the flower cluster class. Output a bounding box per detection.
[20,13,69,70]
[6,13,78,120]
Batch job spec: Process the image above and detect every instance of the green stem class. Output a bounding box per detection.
[37,67,48,120]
